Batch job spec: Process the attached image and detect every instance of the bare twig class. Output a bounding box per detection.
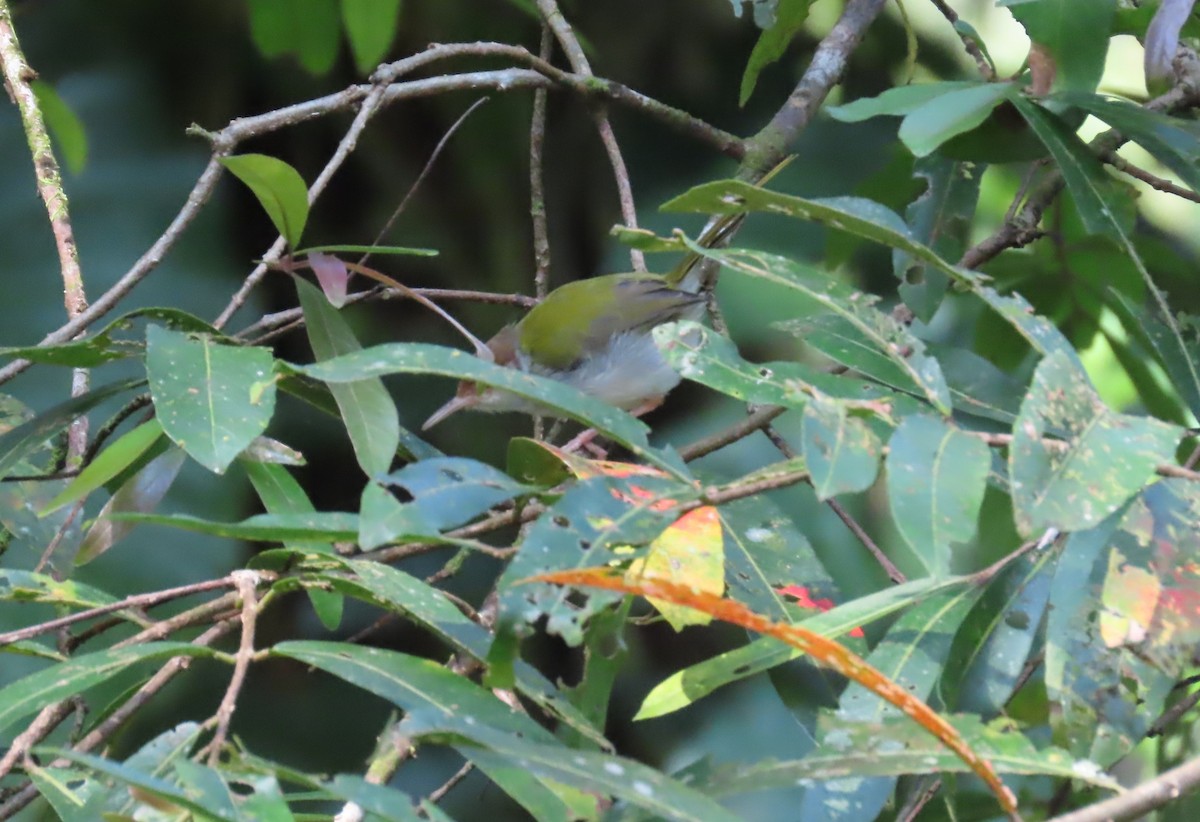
[206,571,263,764]
[744,0,889,177]
[678,405,787,461]
[1047,753,1200,822]
[534,0,646,271]
[425,761,474,808]
[0,1,90,460]
[1104,150,1200,204]
[827,495,907,584]
[530,26,554,299]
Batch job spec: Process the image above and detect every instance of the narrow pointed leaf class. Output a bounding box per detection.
[42,419,164,515]
[342,0,403,74]
[296,278,401,476]
[76,448,187,565]
[898,82,1013,157]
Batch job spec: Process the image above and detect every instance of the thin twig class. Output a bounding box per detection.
[928,0,994,80]
[334,725,415,822]
[678,405,787,461]
[206,571,263,765]
[0,619,238,820]
[425,761,474,807]
[1104,150,1200,204]
[534,0,646,271]
[361,96,491,269]
[0,1,90,460]
[0,575,239,648]
[1047,753,1200,822]
[530,26,554,300]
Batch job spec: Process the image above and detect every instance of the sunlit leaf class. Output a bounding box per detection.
[629,506,724,630]
[1009,0,1116,93]
[827,82,980,122]
[898,83,1012,158]
[635,574,969,719]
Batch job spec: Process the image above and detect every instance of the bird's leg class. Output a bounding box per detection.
[561,397,665,455]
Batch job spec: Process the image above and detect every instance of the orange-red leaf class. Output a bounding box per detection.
[526,567,1020,821]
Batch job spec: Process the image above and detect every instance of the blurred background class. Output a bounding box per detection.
[2,1,1197,818]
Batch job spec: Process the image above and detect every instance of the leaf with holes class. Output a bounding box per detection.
[146,325,276,474]
[498,475,693,645]
[1010,350,1182,536]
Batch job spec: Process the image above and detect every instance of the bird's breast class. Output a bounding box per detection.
[521,330,681,410]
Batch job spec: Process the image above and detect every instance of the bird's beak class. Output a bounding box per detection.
[422,394,476,430]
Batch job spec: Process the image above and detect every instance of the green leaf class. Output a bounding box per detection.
[947,550,1055,714]
[802,393,882,501]
[798,587,982,821]
[0,306,220,368]
[1107,290,1200,422]
[76,448,187,565]
[276,641,557,742]
[219,153,309,248]
[320,558,608,747]
[0,643,210,735]
[886,415,989,576]
[898,82,1013,158]
[1009,0,1116,92]
[686,245,952,413]
[146,325,277,474]
[699,716,1118,794]
[24,764,105,822]
[1010,94,1126,240]
[739,0,814,105]
[0,568,117,609]
[244,460,340,627]
[635,574,970,719]
[380,457,530,531]
[297,278,402,476]
[826,82,981,122]
[42,419,164,515]
[30,81,88,175]
[499,475,692,645]
[456,738,741,822]
[247,0,340,75]
[109,511,359,542]
[0,378,142,481]
[933,344,1026,425]
[341,0,403,74]
[285,342,689,478]
[1010,350,1182,536]
[36,750,238,821]
[896,155,982,321]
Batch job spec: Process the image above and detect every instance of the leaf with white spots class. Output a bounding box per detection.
[1010,351,1182,536]
[802,393,882,501]
[886,415,989,576]
[146,325,276,474]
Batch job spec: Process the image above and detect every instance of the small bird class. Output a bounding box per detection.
[422,160,792,432]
